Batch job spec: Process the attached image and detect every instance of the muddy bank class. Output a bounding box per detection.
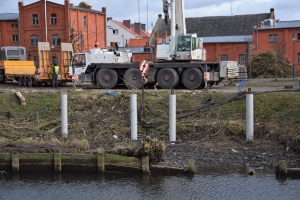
[0,79,300,173]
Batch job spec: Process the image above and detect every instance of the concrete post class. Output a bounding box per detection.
[169,91,176,142]
[142,156,149,174]
[54,153,61,173]
[130,94,138,140]
[61,90,68,137]
[246,93,254,140]
[97,153,105,173]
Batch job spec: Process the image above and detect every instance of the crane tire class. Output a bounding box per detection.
[96,68,118,89]
[124,68,143,89]
[156,68,179,89]
[182,68,203,89]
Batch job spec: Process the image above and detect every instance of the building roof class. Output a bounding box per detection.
[0,13,19,21]
[257,20,300,29]
[112,20,139,36]
[149,12,270,45]
[202,35,253,43]
[128,38,149,47]
[110,19,151,38]
[186,13,270,36]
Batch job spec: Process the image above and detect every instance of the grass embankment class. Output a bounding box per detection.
[0,89,299,159]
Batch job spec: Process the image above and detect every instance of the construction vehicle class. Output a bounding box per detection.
[70,0,244,90]
[0,43,73,86]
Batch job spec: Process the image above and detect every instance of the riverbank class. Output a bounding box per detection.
[0,78,300,173]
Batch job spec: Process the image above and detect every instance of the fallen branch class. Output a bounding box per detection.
[0,171,8,175]
[35,119,61,130]
[47,124,61,134]
[16,92,26,106]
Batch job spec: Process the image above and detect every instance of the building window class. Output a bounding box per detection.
[30,35,39,46]
[34,56,39,68]
[297,33,300,40]
[298,53,300,64]
[239,54,246,64]
[12,35,18,42]
[51,34,61,46]
[112,29,119,35]
[32,14,38,25]
[269,34,278,42]
[82,16,86,26]
[51,14,57,25]
[221,54,228,61]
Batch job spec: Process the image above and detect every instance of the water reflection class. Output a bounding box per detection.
[1,167,300,200]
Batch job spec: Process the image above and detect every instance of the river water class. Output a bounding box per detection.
[1,166,299,200]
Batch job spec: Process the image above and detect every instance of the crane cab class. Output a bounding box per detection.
[175,34,206,61]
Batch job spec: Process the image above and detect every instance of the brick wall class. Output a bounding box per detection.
[0,20,19,47]
[1,0,107,67]
[204,43,247,63]
[253,27,300,72]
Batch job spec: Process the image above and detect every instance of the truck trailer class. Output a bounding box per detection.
[0,42,73,86]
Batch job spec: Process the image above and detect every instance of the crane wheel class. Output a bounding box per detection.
[124,68,143,89]
[182,68,203,89]
[96,68,118,89]
[156,68,179,89]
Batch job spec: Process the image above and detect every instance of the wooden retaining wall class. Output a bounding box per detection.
[0,153,194,175]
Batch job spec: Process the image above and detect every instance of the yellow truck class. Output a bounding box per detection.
[0,43,73,86]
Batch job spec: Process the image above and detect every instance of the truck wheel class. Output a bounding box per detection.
[0,76,5,84]
[182,68,203,89]
[96,69,118,89]
[124,68,143,89]
[23,77,28,87]
[18,77,22,86]
[28,78,33,87]
[157,68,179,89]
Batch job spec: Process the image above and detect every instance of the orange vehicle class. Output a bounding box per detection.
[0,43,73,86]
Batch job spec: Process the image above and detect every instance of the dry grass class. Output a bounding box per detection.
[70,139,90,151]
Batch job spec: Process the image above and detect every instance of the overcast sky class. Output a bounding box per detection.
[1,0,299,32]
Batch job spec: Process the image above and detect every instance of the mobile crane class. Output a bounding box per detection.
[69,0,241,89]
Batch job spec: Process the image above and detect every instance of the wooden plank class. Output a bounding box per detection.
[142,156,149,174]
[19,153,53,163]
[12,154,19,173]
[61,154,97,165]
[54,154,61,173]
[0,154,12,163]
[104,154,142,168]
[98,153,105,173]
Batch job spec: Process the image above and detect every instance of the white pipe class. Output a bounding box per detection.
[130,94,138,140]
[61,90,68,136]
[169,93,176,142]
[170,0,176,57]
[246,94,253,141]
[45,0,48,42]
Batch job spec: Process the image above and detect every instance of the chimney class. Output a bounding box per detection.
[123,20,131,29]
[134,22,141,35]
[88,5,92,9]
[270,8,275,20]
[141,23,146,31]
[102,7,106,13]
[107,17,112,21]
[158,14,162,19]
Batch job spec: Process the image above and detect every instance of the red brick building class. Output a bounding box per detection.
[0,14,19,48]
[252,20,300,72]
[1,0,106,67]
